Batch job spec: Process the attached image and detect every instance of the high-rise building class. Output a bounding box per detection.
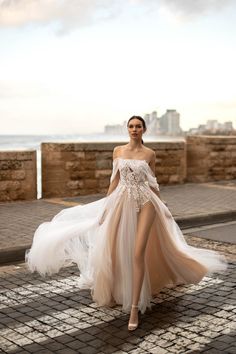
[160,109,181,135]
[206,120,218,131]
[224,121,233,131]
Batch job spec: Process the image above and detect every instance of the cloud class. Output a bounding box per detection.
[0,0,234,33]
[159,0,234,19]
[0,0,116,33]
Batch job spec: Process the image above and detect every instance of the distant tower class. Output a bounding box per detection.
[160,109,181,135]
[150,111,157,121]
[206,120,218,132]
[224,121,233,131]
[144,114,150,125]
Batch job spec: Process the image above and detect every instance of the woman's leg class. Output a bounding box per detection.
[129,201,156,324]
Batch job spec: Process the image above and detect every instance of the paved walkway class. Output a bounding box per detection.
[1,180,236,264]
[0,179,236,353]
[0,261,235,354]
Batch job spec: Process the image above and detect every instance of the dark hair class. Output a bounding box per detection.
[127,116,146,144]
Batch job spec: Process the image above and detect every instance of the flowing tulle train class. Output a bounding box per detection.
[26,158,228,313]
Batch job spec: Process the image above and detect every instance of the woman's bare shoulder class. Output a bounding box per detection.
[143,146,156,160]
[113,145,127,158]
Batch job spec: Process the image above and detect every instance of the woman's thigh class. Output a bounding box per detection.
[135,201,156,256]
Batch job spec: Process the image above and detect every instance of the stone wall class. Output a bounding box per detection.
[187,135,236,182]
[0,151,37,201]
[41,141,186,198]
[2,136,235,201]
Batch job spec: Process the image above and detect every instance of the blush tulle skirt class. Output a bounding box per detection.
[26,187,228,313]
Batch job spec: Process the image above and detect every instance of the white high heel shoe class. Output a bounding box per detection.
[128,305,139,331]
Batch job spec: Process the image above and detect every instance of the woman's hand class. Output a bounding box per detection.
[162,199,168,207]
[99,209,107,225]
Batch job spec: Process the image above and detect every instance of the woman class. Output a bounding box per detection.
[26,116,228,331]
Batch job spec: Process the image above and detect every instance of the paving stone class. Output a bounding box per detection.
[78,346,100,354]
[199,348,220,354]
[44,341,66,351]
[99,344,118,353]
[89,338,106,348]
[209,340,232,351]
[149,347,168,354]
[66,339,87,350]
[129,350,146,354]
[21,343,46,352]
[56,349,78,354]
[0,257,235,354]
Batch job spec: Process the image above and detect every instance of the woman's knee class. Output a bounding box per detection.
[134,246,146,264]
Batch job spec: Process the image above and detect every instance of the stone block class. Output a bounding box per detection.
[66,180,84,190]
[0,170,12,180]
[0,160,23,170]
[96,159,112,169]
[95,151,112,159]
[23,161,36,170]
[9,190,21,200]
[187,175,206,183]
[0,181,8,191]
[71,171,95,180]
[0,180,21,191]
[85,152,96,160]
[65,161,81,171]
[11,170,26,180]
[61,151,85,161]
[95,170,111,178]
[169,175,180,183]
[99,179,110,188]
[8,181,21,190]
[82,160,96,170]
[99,187,107,194]
[212,145,227,152]
[187,167,207,175]
[84,179,98,188]
[156,158,162,164]
[225,145,236,151]
[16,151,36,161]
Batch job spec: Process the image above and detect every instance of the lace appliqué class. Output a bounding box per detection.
[117,160,152,212]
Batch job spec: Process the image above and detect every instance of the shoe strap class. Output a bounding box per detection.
[131,305,139,308]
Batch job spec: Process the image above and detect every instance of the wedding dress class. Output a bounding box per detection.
[26,157,228,313]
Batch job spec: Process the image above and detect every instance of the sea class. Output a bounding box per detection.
[0,134,185,198]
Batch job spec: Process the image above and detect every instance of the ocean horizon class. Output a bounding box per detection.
[0,133,185,151]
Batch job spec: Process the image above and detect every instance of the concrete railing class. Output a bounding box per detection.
[0,151,37,201]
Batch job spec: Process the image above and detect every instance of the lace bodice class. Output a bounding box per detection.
[110,158,160,212]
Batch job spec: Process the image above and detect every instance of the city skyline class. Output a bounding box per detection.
[105,110,235,137]
[0,0,236,135]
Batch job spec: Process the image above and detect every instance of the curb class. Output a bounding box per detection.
[1,210,236,266]
[175,210,236,229]
[0,245,29,266]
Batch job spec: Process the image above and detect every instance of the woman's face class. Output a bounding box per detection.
[127,118,145,141]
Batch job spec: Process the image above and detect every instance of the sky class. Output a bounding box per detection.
[0,0,236,135]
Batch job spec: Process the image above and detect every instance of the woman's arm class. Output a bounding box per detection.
[99,148,120,225]
[106,147,120,196]
[106,171,120,196]
[149,151,168,205]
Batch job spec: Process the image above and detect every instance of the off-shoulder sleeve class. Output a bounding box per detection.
[146,165,160,191]
[110,158,119,183]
